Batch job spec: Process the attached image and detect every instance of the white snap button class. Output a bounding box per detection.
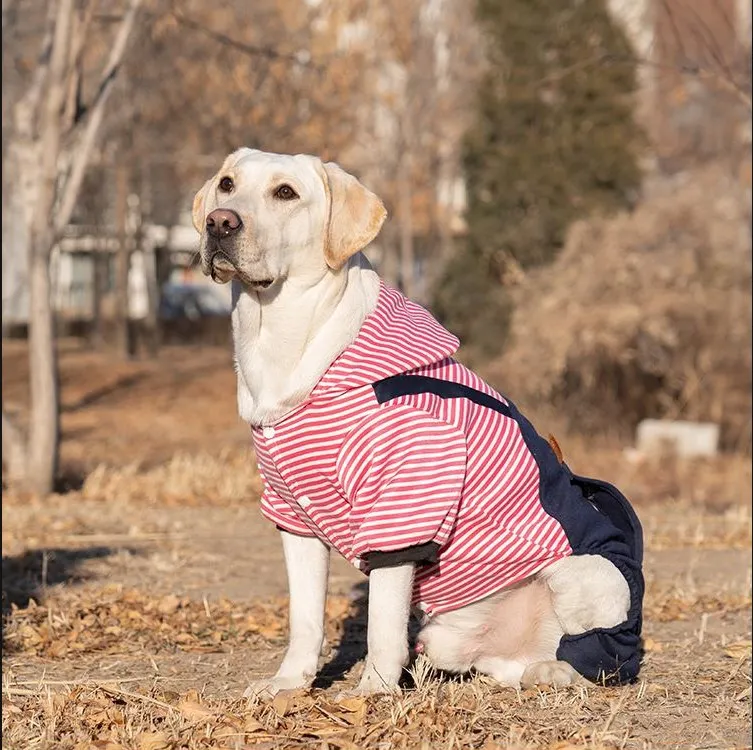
[262,426,275,439]
[298,494,312,509]
[352,557,362,569]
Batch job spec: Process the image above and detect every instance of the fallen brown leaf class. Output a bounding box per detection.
[243,715,266,732]
[157,595,181,615]
[177,699,215,722]
[134,731,171,750]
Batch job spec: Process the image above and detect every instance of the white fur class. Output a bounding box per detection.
[538,554,630,634]
[350,564,415,695]
[231,255,379,425]
[417,576,582,688]
[193,149,632,696]
[244,532,330,698]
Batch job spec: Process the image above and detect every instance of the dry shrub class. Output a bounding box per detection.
[486,162,752,451]
[80,447,262,506]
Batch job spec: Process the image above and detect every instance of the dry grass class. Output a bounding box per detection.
[79,448,263,507]
[486,161,753,451]
[3,587,292,659]
[2,493,751,750]
[3,584,750,750]
[0,678,663,750]
[641,501,751,551]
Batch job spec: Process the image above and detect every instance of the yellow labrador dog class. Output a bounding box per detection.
[192,148,644,697]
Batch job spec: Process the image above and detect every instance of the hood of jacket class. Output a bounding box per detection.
[310,283,459,396]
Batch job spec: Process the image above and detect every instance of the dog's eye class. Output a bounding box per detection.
[274,184,298,201]
[218,176,234,193]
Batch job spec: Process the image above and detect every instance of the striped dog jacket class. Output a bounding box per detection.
[253,283,644,684]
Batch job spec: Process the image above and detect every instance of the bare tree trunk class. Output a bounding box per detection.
[2,409,27,484]
[26,240,60,493]
[91,249,107,348]
[54,0,142,233]
[142,237,160,358]
[379,222,401,288]
[1,0,142,492]
[0,7,55,486]
[428,155,457,298]
[115,164,132,359]
[21,0,75,495]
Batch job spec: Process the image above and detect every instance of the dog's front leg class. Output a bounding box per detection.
[352,563,414,695]
[244,531,330,698]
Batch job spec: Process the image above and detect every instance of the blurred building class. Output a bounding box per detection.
[1,156,229,333]
[1,214,229,332]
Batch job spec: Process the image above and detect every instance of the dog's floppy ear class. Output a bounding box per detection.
[192,178,213,233]
[320,161,387,270]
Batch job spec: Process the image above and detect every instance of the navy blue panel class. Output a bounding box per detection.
[372,373,645,685]
[365,541,441,570]
[374,374,513,418]
[556,615,644,685]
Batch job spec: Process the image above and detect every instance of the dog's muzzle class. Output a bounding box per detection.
[208,251,237,283]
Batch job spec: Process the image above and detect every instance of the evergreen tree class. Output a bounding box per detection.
[433,0,643,359]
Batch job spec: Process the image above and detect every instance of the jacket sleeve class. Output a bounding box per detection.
[258,470,316,537]
[337,404,467,561]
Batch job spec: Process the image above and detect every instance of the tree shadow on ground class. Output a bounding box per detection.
[313,581,424,690]
[61,373,147,412]
[1,546,119,614]
[1,546,135,649]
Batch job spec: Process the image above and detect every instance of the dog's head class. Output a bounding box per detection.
[192,148,387,291]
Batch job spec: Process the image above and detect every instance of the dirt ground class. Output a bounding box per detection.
[2,340,751,750]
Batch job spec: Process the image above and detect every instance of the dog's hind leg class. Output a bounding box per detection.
[539,554,630,635]
[416,597,495,674]
[471,655,581,688]
[418,577,581,689]
[520,659,581,688]
[471,655,528,687]
[471,578,579,688]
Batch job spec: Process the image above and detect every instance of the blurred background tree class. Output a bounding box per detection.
[1,0,751,495]
[433,0,645,361]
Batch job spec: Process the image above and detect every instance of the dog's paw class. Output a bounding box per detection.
[243,675,312,700]
[520,660,583,689]
[335,660,403,699]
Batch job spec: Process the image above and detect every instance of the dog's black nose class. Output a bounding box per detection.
[206,209,242,238]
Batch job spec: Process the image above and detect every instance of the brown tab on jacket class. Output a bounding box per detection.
[548,433,564,464]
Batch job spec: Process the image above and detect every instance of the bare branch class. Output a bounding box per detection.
[12,2,56,138]
[167,5,312,67]
[520,50,752,112]
[63,0,98,127]
[653,0,749,108]
[693,65,752,109]
[55,0,142,232]
[35,0,76,234]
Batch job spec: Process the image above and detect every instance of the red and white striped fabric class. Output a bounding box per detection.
[252,283,572,616]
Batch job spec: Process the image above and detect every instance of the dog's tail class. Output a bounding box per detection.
[547,433,564,464]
